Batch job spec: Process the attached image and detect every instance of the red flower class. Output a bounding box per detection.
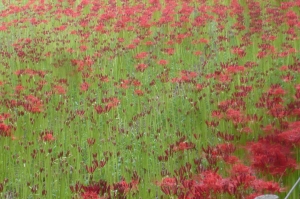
[194,51,202,56]
[53,85,66,95]
[80,45,88,52]
[15,85,25,93]
[113,180,130,196]
[0,123,11,137]
[43,133,55,142]
[173,141,195,152]
[158,59,168,66]
[134,52,148,59]
[81,191,100,199]
[247,139,297,175]
[195,83,203,91]
[199,38,209,44]
[135,63,148,72]
[277,121,300,145]
[24,95,44,113]
[129,171,140,191]
[160,177,178,195]
[80,82,90,92]
[134,90,144,96]
[223,155,240,164]
[251,179,282,193]
[193,170,223,195]
[268,85,285,96]
[0,25,7,31]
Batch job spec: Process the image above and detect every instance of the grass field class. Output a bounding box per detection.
[0,0,299,198]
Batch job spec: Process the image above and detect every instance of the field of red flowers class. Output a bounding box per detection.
[0,0,299,198]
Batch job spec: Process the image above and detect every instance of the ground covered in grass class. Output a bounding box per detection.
[0,0,299,198]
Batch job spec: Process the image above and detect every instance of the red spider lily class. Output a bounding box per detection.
[262,124,274,134]
[113,179,130,197]
[268,85,286,96]
[158,155,168,162]
[134,90,144,96]
[199,38,209,44]
[238,127,252,134]
[14,69,46,78]
[23,95,44,113]
[181,70,197,78]
[211,110,223,119]
[53,85,66,95]
[15,85,25,93]
[193,169,224,195]
[80,82,90,92]
[0,113,10,122]
[247,139,297,175]
[219,73,233,83]
[81,191,100,199]
[172,141,195,152]
[231,163,253,177]
[174,163,193,180]
[82,184,101,197]
[78,180,111,199]
[132,80,141,87]
[215,143,236,156]
[94,105,109,114]
[95,97,120,114]
[205,120,219,128]
[119,79,131,89]
[42,133,55,142]
[0,123,11,137]
[268,104,287,118]
[231,47,246,57]
[221,178,238,195]
[216,131,236,141]
[280,65,289,71]
[71,56,94,72]
[92,160,106,168]
[195,83,203,92]
[164,48,175,55]
[85,165,96,174]
[106,98,120,108]
[135,63,148,72]
[159,177,178,195]
[145,41,154,46]
[281,73,294,82]
[0,25,7,31]
[94,105,112,114]
[226,65,245,74]
[127,44,136,49]
[129,171,140,191]
[223,155,240,164]
[80,45,88,52]
[55,25,67,31]
[158,59,168,66]
[277,121,300,145]
[97,74,109,83]
[134,52,148,59]
[225,108,242,120]
[251,179,282,193]
[194,50,202,56]
[172,71,198,83]
[87,138,96,146]
[70,181,83,193]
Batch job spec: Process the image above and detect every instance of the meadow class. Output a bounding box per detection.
[0,0,299,198]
